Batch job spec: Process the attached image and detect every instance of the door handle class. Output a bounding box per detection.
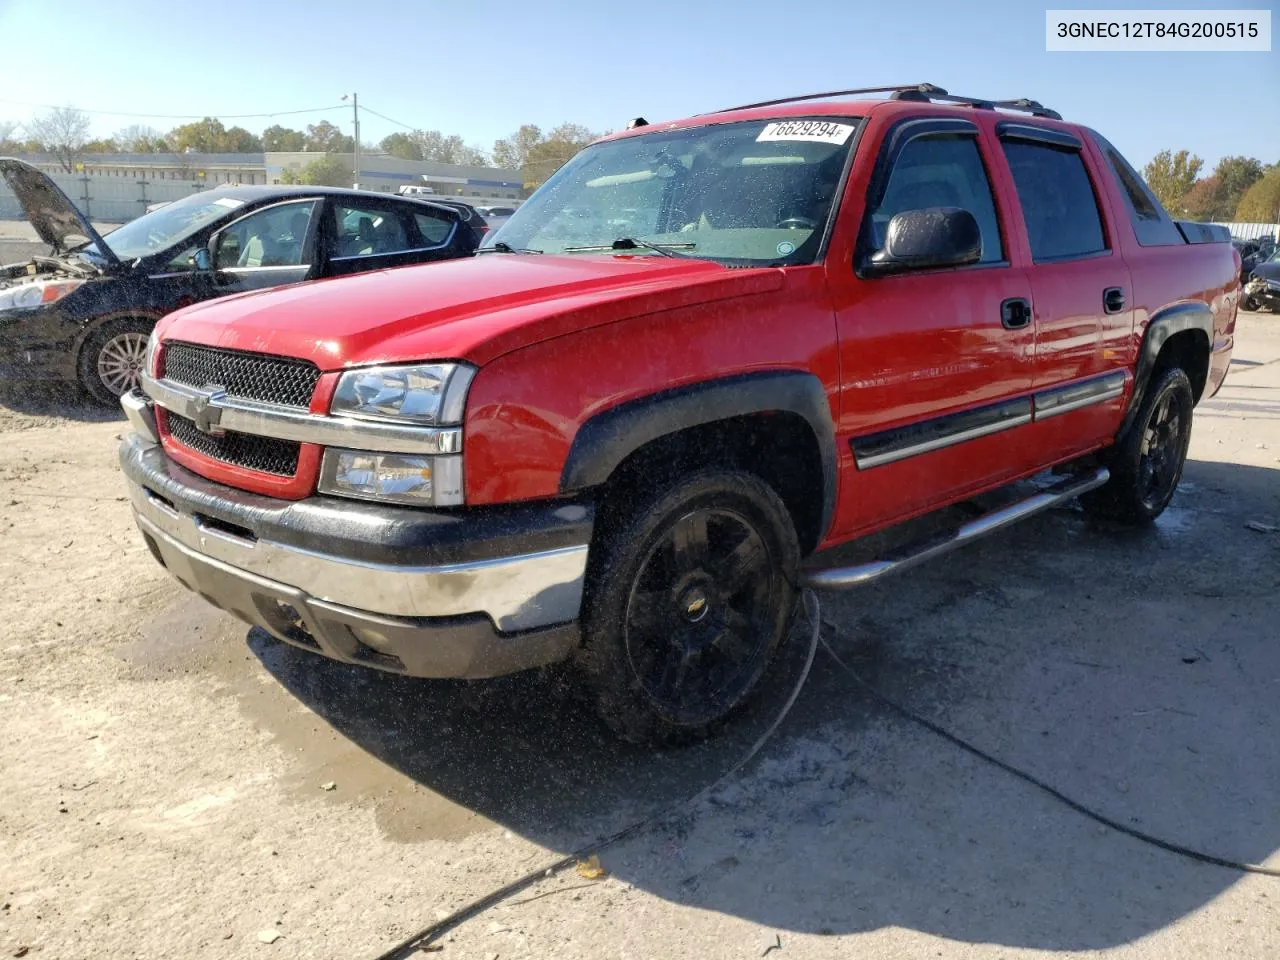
[1103,287,1127,314]
[1001,297,1033,330]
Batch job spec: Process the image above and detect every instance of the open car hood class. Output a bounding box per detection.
[0,157,119,265]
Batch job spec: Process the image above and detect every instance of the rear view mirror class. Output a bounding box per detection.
[865,206,982,276]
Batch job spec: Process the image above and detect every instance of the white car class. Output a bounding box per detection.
[476,205,517,230]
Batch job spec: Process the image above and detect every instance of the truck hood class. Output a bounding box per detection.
[156,254,785,369]
[0,157,119,265]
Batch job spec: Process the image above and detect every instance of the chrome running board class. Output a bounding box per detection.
[801,466,1110,589]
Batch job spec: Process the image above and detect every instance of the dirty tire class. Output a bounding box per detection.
[1084,366,1194,525]
[78,317,153,406]
[578,469,799,745]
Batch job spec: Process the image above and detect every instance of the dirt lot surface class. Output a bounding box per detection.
[2,313,1278,960]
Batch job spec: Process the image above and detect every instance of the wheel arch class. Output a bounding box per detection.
[559,371,838,553]
[1117,301,1212,440]
[72,309,163,368]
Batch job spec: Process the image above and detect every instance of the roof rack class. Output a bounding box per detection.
[991,98,1063,121]
[707,83,1062,122]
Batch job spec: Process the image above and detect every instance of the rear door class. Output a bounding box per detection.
[322,198,464,278]
[829,116,1036,536]
[996,125,1133,461]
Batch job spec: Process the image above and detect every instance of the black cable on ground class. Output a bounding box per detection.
[817,615,1280,879]
[368,591,822,960]
[370,590,1277,958]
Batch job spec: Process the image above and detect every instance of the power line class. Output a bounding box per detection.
[358,105,417,131]
[0,99,346,121]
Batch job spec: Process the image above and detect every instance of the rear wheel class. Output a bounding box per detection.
[1084,366,1194,524]
[78,318,152,405]
[578,470,799,744]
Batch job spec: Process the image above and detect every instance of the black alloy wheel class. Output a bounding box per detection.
[1084,366,1194,524]
[624,507,783,726]
[579,470,800,743]
[1137,388,1186,512]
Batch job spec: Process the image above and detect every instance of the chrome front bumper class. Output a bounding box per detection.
[119,432,590,678]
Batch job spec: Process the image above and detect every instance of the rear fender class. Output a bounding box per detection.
[1117,301,1212,439]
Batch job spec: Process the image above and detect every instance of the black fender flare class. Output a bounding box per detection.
[1117,301,1213,439]
[559,370,838,540]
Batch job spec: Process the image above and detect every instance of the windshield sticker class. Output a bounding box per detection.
[213,197,245,209]
[776,240,796,256]
[756,121,854,145]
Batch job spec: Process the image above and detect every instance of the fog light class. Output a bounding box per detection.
[319,449,463,506]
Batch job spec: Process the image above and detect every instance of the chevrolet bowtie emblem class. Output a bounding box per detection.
[190,384,227,435]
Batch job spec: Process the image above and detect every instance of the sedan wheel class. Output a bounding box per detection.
[78,317,154,406]
[96,332,149,397]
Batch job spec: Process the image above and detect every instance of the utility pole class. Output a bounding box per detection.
[342,92,360,189]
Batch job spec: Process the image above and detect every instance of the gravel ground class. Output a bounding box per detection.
[1,312,1277,960]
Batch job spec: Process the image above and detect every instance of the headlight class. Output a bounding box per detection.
[319,449,463,506]
[331,362,476,425]
[0,278,85,313]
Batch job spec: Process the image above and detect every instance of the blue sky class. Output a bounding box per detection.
[0,0,1275,170]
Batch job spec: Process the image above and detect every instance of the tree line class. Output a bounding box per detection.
[15,106,1272,219]
[0,106,604,191]
[0,107,358,173]
[1143,151,1280,224]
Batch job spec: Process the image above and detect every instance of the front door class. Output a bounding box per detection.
[211,198,320,295]
[829,118,1035,537]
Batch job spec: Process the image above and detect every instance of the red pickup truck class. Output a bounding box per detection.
[119,84,1238,742]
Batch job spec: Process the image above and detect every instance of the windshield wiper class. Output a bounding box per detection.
[476,241,542,255]
[562,237,696,258]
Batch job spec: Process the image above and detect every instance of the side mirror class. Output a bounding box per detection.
[865,206,982,276]
[191,246,213,272]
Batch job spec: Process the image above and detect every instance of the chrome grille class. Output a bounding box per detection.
[162,342,320,409]
[167,413,301,477]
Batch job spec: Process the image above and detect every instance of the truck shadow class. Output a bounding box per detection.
[249,457,1280,951]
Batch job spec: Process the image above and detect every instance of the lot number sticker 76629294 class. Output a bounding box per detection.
[756,121,855,144]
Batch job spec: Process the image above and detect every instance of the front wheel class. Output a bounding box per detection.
[1084,367,1194,524]
[78,318,153,405]
[578,470,799,744]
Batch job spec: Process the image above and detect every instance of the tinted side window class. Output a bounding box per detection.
[1001,141,1106,261]
[330,203,411,258]
[1093,133,1184,247]
[415,211,455,245]
[868,134,1004,264]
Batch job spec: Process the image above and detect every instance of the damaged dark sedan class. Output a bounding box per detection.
[0,159,480,403]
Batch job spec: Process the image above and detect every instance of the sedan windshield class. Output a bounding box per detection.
[487,117,860,265]
[93,192,247,260]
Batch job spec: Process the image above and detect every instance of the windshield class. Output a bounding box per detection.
[94,192,246,260]
[486,118,860,265]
